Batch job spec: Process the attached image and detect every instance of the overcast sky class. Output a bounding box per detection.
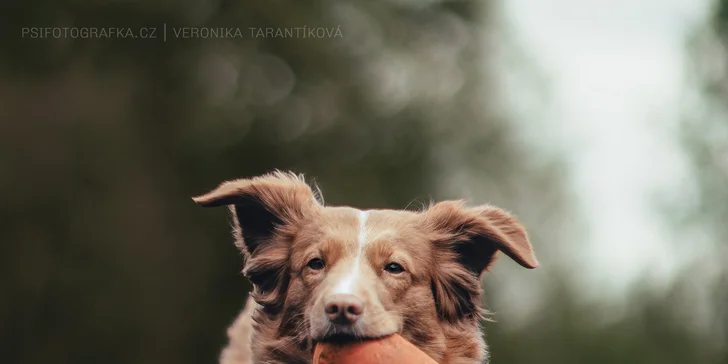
[502,0,713,295]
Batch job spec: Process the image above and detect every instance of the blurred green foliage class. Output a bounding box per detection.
[0,1,725,364]
[486,1,728,362]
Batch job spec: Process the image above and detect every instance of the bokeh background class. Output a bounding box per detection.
[1,0,726,363]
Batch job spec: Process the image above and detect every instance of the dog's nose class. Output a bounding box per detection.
[324,294,364,325]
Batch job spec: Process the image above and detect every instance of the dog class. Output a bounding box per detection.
[193,171,539,364]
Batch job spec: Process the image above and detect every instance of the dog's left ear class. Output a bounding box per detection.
[192,170,321,256]
[423,200,538,322]
[192,171,321,316]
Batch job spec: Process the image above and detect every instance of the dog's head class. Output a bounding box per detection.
[194,171,538,352]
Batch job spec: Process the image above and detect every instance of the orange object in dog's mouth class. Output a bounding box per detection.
[313,333,439,364]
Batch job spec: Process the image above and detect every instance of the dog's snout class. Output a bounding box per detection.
[324,294,364,325]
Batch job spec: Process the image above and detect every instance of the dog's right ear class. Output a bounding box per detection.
[192,170,321,256]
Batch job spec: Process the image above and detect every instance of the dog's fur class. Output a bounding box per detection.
[194,171,538,364]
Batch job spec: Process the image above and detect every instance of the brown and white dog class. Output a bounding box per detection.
[193,171,539,364]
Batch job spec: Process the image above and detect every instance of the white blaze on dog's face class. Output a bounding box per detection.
[193,171,539,353]
[331,210,370,295]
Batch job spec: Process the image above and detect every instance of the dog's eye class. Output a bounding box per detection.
[306,258,326,271]
[384,263,405,274]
